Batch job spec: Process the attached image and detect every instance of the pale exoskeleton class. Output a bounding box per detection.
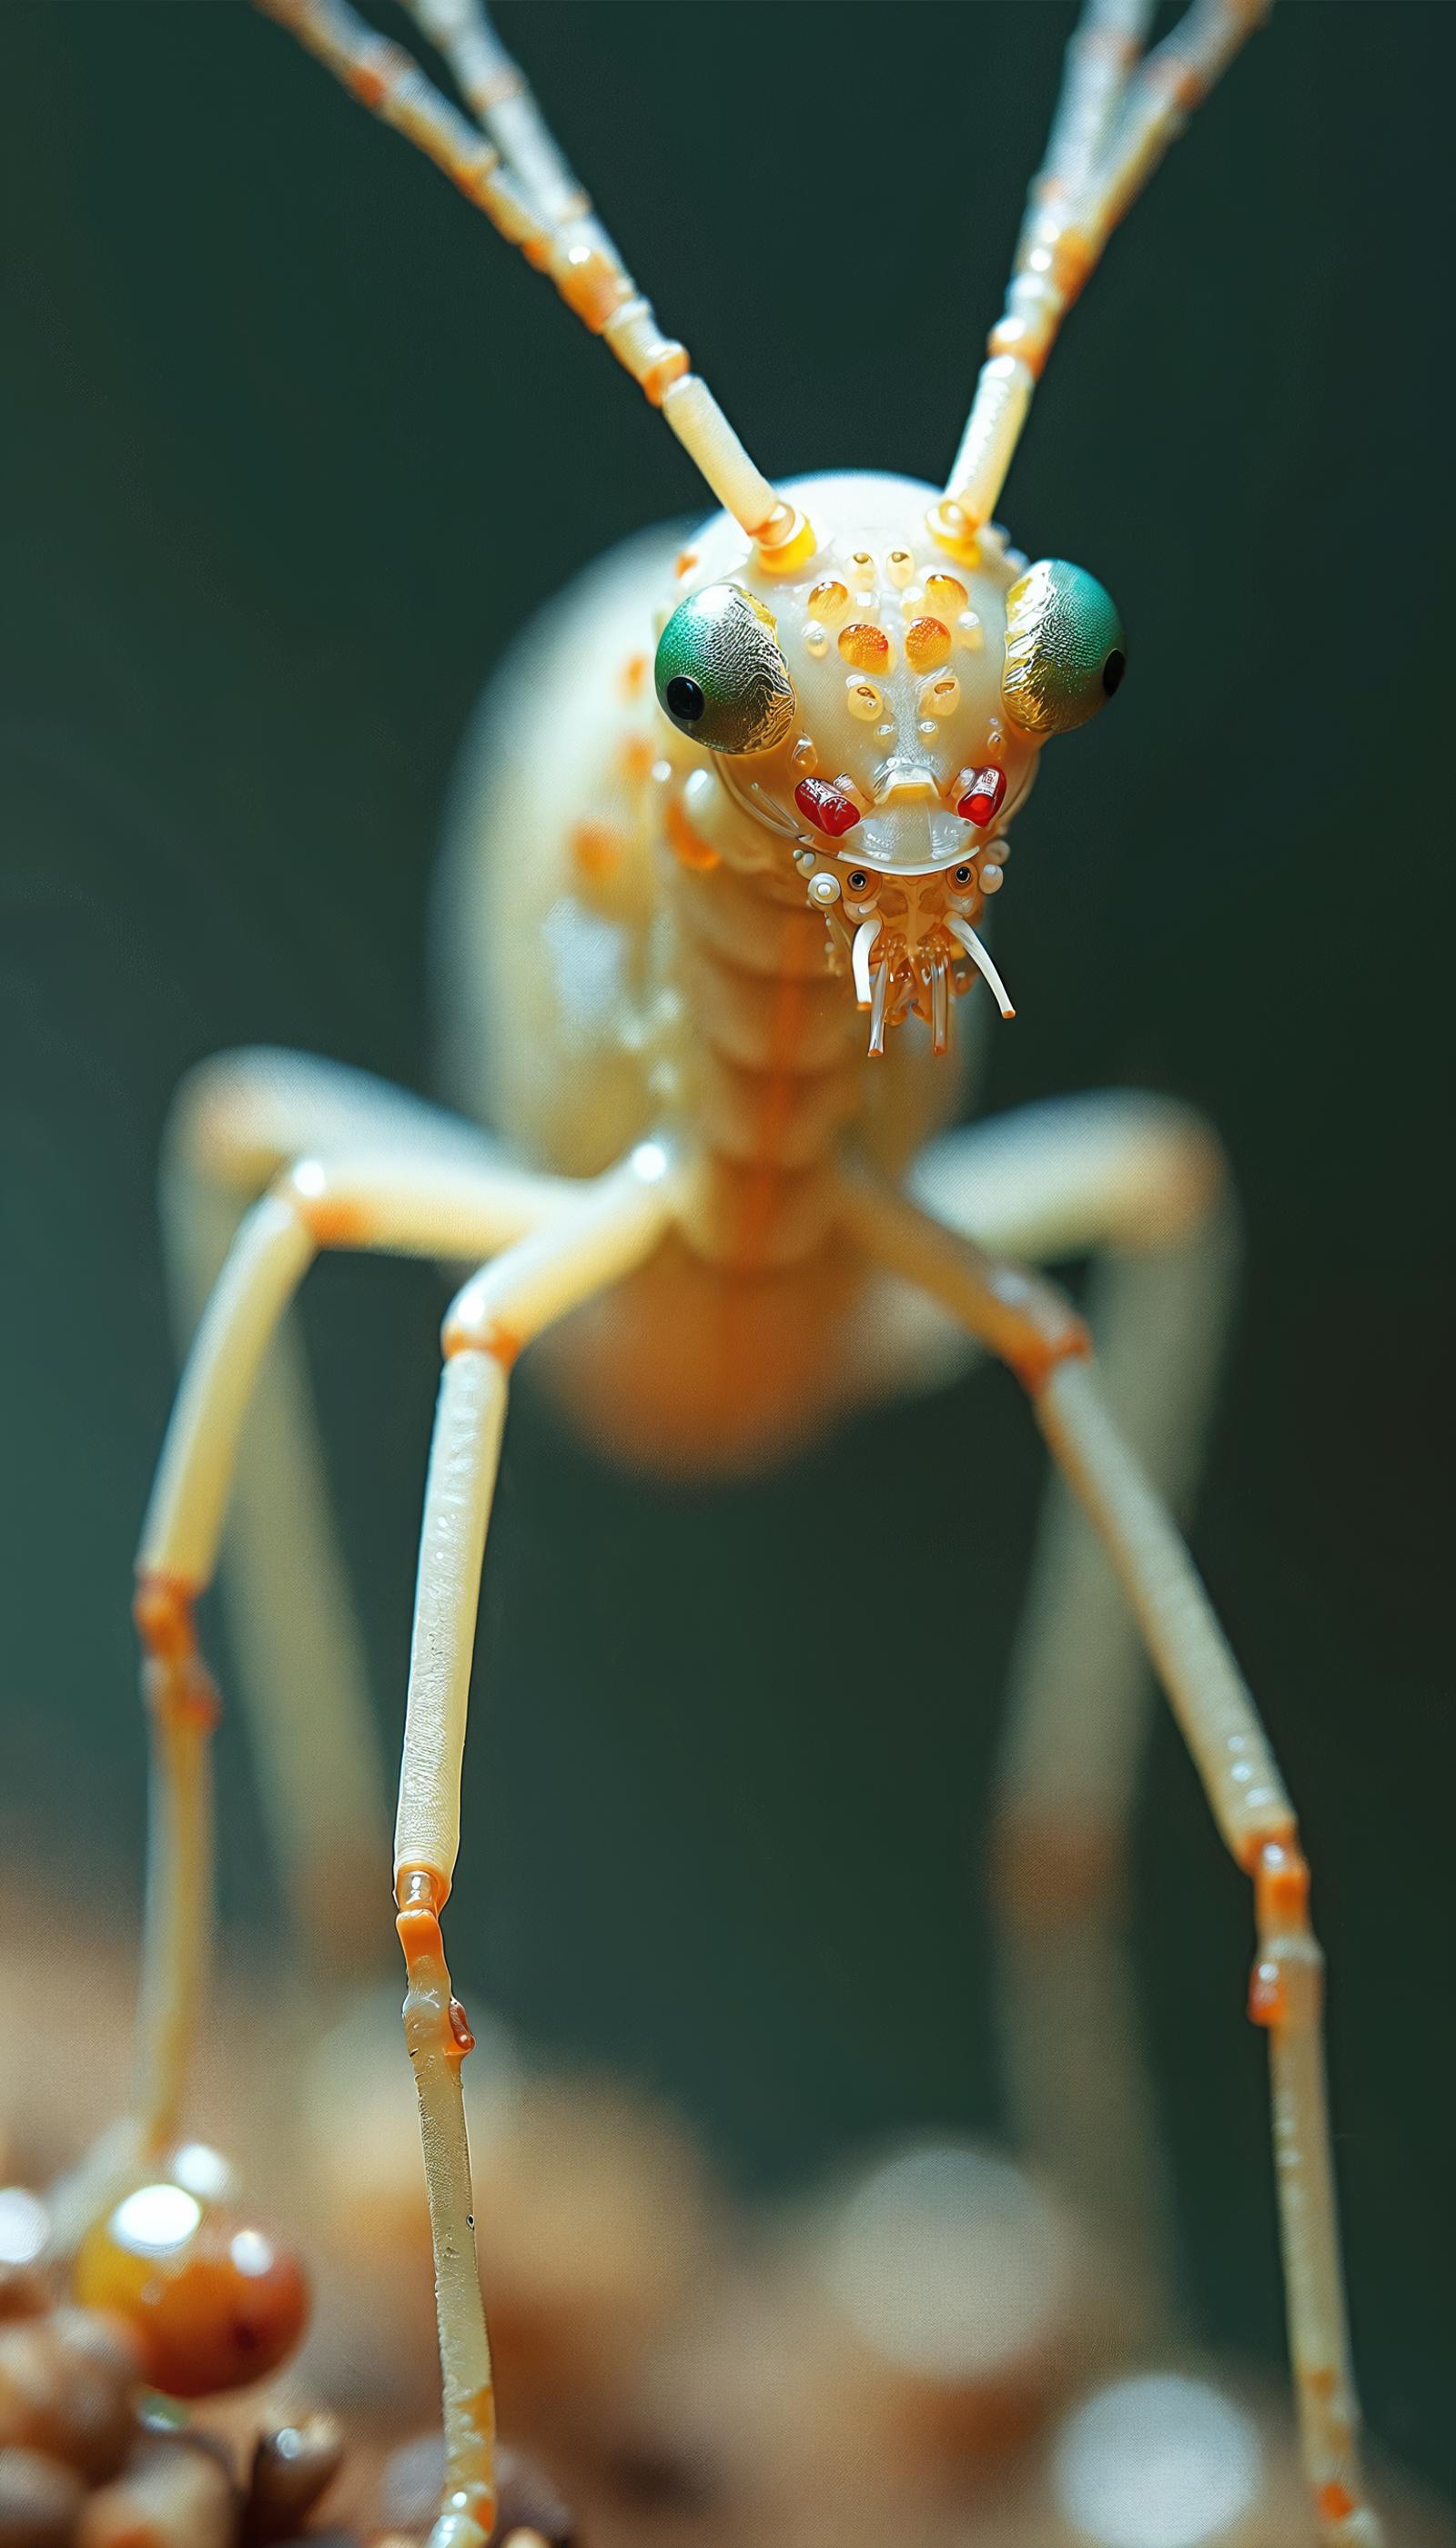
[53,2,1390,2543]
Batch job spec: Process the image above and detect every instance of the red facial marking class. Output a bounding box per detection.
[794,777,861,837]
[956,763,1007,827]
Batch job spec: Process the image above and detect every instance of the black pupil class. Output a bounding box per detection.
[1102,648,1127,698]
[955,866,971,884]
[665,674,705,723]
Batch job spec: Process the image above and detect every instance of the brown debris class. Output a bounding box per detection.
[0,2445,87,2548]
[241,2414,344,2545]
[0,2274,48,2331]
[75,2433,238,2548]
[0,2312,140,2485]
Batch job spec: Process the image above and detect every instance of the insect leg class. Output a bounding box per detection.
[391,1141,678,2548]
[48,1140,576,2251]
[837,1170,1380,2547]
[161,1048,534,1976]
[914,1092,1238,2328]
[1035,1360,1380,2545]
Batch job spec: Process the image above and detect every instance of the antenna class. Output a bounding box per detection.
[257,0,813,566]
[934,0,1270,558]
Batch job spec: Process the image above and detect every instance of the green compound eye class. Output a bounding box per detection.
[654,583,796,755]
[1001,559,1126,737]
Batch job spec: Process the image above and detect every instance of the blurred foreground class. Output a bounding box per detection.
[2,1897,1451,2548]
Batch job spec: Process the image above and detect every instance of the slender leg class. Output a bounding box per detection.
[389,1140,678,2548]
[838,1170,1380,2547]
[48,1138,576,2255]
[161,1047,532,1974]
[915,1093,1238,2324]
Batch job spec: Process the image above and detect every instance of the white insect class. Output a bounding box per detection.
[62,5,1385,2542]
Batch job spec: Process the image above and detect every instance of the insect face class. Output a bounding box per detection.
[654,472,1124,1046]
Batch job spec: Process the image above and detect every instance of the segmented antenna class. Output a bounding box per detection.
[257,0,806,558]
[935,0,1270,553]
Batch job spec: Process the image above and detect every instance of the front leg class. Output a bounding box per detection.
[389,1141,678,2548]
[837,1168,1379,2547]
[161,1046,543,1975]
[51,1139,576,2250]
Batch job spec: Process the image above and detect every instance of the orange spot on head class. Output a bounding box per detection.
[905,615,952,672]
[674,548,699,581]
[620,652,648,698]
[808,578,848,622]
[619,733,656,783]
[925,573,968,618]
[837,621,892,672]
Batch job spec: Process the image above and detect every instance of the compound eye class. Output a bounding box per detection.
[1002,559,1126,736]
[654,582,796,754]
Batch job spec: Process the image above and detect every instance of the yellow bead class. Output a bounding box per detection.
[905,616,952,672]
[807,578,849,624]
[837,622,892,672]
[925,574,968,619]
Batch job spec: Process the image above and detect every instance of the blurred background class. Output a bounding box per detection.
[1,0,1451,2510]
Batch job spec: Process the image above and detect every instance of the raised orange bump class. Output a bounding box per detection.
[442,1320,521,1366]
[1248,1956,1287,2027]
[1318,2482,1357,2524]
[1256,1839,1311,1929]
[552,242,629,331]
[837,622,891,672]
[134,1574,198,1665]
[905,616,952,672]
[300,1197,369,1248]
[447,1997,476,2068]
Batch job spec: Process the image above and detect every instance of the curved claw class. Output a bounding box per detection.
[946,912,1015,1019]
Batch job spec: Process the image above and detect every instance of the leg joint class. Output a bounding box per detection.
[275,1158,368,1249]
[1248,1836,1325,2028]
[441,1314,521,1366]
[133,1572,220,1734]
[133,1570,197,1664]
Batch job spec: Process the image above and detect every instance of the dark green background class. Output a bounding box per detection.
[3,0,1451,2497]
